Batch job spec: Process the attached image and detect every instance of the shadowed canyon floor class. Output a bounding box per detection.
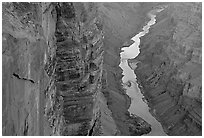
[2,2,202,136]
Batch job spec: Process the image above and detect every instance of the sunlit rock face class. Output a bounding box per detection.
[2,2,54,135]
[3,2,160,136]
[2,2,117,136]
[3,2,201,136]
[133,2,202,136]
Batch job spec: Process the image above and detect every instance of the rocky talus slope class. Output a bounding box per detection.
[129,3,202,135]
[2,2,156,136]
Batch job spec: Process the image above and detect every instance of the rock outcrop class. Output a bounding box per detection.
[4,2,197,136]
[3,2,157,136]
[2,2,53,135]
[130,2,202,136]
[2,2,118,136]
[46,2,118,135]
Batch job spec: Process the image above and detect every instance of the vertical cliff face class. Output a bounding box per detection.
[2,2,118,136]
[131,3,202,136]
[4,2,198,136]
[48,2,117,135]
[2,2,159,136]
[2,2,54,135]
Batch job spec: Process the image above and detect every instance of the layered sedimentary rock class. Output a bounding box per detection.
[3,2,192,136]
[2,2,157,136]
[130,2,202,136]
[45,2,118,135]
[2,2,118,136]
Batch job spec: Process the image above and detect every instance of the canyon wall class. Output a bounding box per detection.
[130,2,202,136]
[50,2,118,135]
[2,2,118,135]
[2,2,53,135]
[2,2,193,136]
[2,2,157,136]
[3,2,156,136]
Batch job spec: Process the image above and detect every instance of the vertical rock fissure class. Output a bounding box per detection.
[88,118,97,136]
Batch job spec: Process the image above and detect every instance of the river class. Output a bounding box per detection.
[119,8,167,136]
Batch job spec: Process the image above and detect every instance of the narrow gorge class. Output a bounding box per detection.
[129,2,202,136]
[119,7,167,136]
[2,2,202,136]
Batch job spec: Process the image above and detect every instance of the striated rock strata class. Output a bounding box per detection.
[129,2,202,136]
[2,2,118,135]
[2,2,157,136]
[47,2,118,135]
[4,2,189,136]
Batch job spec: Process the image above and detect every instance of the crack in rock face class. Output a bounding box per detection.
[13,73,35,83]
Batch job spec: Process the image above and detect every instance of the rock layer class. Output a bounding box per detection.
[2,2,118,136]
[47,2,118,135]
[3,2,198,136]
[3,2,159,136]
[130,2,202,136]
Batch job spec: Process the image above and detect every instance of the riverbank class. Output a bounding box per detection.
[131,3,202,135]
[119,7,168,136]
[135,78,168,134]
[99,3,161,135]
